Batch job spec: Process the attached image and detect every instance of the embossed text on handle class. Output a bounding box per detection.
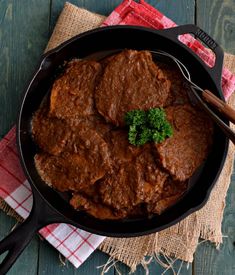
[195,29,217,50]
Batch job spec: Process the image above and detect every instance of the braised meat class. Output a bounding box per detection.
[70,193,125,220]
[32,104,70,156]
[99,163,142,214]
[147,178,187,214]
[34,121,110,192]
[155,104,213,181]
[95,50,171,126]
[157,62,191,106]
[135,148,169,203]
[50,59,102,119]
[107,129,142,163]
[32,50,214,220]
[98,142,169,218]
[35,149,109,192]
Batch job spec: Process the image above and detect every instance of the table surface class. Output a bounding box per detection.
[0,0,235,274]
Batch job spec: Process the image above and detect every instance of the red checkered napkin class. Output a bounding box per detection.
[0,0,235,269]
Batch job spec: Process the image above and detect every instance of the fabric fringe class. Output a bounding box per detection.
[59,253,67,267]
[97,252,188,275]
[0,198,23,222]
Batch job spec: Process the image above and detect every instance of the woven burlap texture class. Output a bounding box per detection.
[1,2,234,271]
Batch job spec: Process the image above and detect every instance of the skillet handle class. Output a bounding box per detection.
[0,212,39,274]
[161,24,224,87]
[0,193,67,274]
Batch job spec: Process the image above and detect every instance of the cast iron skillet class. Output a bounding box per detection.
[0,24,229,274]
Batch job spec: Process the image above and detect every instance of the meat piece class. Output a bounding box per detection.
[107,130,142,163]
[70,180,131,219]
[155,105,213,181]
[99,146,167,216]
[33,102,112,194]
[35,112,110,191]
[147,178,187,214]
[70,193,126,220]
[95,50,171,126]
[157,62,190,106]
[69,115,113,140]
[136,147,168,203]
[64,120,111,157]
[99,162,143,215]
[50,59,102,119]
[34,121,110,192]
[32,103,70,156]
[32,102,111,157]
[35,149,108,192]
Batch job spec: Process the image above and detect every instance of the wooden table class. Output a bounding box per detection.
[0,1,234,274]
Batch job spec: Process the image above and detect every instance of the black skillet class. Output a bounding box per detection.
[0,25,229,274]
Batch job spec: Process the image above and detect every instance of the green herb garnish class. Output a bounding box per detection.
[125,108,173,146]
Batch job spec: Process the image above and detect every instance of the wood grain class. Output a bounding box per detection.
[0,0,50,138]
[49,0,123,32]
[194,170,235,275]
[197,0,235,55]
[0,0,49,274]
[147,0,195,24]
[114,256,192,275]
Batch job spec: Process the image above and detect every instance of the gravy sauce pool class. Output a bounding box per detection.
[32,50,214,220]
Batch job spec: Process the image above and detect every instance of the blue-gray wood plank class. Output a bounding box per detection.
[0,0,234,274]
[194,1,235,275]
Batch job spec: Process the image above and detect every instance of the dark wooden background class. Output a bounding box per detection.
[0,0,234,274]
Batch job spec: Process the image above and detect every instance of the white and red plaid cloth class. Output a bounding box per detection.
[0,0,235,268]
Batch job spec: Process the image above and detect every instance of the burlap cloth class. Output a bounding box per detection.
[1,2,235,271]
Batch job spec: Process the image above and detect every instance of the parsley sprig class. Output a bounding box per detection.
[125,108,173,146]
